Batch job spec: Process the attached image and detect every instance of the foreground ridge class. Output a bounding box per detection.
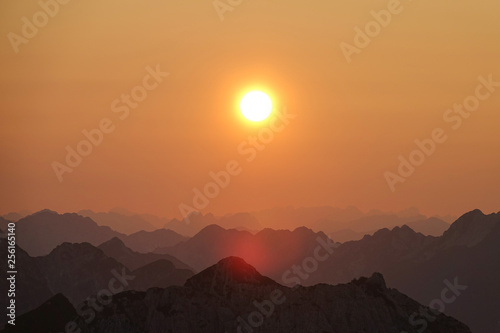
[3,256,471,333]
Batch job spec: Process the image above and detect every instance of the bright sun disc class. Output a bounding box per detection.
[240,91,273,122]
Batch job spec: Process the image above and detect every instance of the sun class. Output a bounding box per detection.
[240,91,273,122]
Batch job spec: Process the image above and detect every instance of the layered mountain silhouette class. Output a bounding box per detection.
[2,257,471,333]
[155,224,334,282]
[2,207,497,332]
[98,237,192,271]
[0,239,193,329]
[5,210,186,256]
[308,209,500,333]
[0,210,31,222]
[164,212,262,236]
[6,210,121,256]
[1,294,78,333]
[327,215,449,243]
[4,209,449,258]
[119,228,188,253]
[78,209,157,234]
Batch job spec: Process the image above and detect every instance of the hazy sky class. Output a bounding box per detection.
[1,0,499,218]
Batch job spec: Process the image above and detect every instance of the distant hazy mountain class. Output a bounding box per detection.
[156,224,338,282]
[251,206,448,238]
[0,217,11,234]
[130,259,193,291]
[406,217,450,236]
[78,209,156,234]
[330,228,372,243]
[340,214,427,232]
[6,210,188,256]
[118,228,188,253]
[98,237,192,271]
[252,206,365,231]
[329,217,449,243]
[11,210,122,256]
[109,207,172,229]
[164,212,262,236]
[5,257,471,332]
[0,210,31,222]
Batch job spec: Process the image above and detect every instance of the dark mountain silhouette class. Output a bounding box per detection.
[387,210,500,333]
[98,237,192,271]
[0,240,194,329]
[35,242,129,304]
[309,209,500,333]
[4,208,497,332]
[1,294,77,333]
[130,259,194,290]
[0,239,126,329]
[309,225,435,286]
[6,210,188,256]
[0,239,53,327]
[4,257,471,332]
[118,228,188,253]
[78,209,156,234]
[155,225,333,282]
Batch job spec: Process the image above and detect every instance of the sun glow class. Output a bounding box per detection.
[240,91,273,122]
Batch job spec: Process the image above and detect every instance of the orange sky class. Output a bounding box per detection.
[1,0,499,218]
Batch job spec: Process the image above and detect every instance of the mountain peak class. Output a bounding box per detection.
[352,272,387,294]
[196,224,226,236]
[184,256,277,293]
[393,224,416,233]
[98,237,127,250]
[441,209,499,248]
[32,209,59,216]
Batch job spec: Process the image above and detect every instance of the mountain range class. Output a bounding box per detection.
[0,210,187,256]
[0,238,194,329]
[2,257,471,333]
[1,207,497,332]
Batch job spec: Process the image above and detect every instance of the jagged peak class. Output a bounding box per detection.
[392,224,417,233]
[352,272,387,292]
